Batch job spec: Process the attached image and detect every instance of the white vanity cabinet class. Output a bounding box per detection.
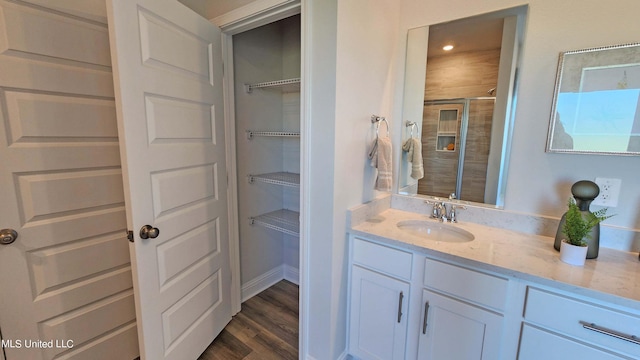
[418,289,503,359]
[349,206,640,360]
[417,259,507,359]
[518,286,640,360]
[347,236,511,360]
[349,266,410,360]
[348,232,640,360]
[348,238,412,360]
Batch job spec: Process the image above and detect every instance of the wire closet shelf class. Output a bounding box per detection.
[248,172,300,187]
[249,209,300,236]
[245,78,301,93]
[246,130,300,139]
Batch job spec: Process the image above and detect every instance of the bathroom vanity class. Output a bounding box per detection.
[347,207,640,360]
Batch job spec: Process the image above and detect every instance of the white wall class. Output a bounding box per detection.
[399,0,640,230]
[304,0,401,359]
[303,0,339,358]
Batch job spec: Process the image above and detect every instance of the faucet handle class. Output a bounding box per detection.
[449,193,457,200]
[448,204,466,223]
[424,200,442,219]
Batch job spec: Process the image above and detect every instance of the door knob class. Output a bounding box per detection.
[0,229,18,245]
[139,225,160,239]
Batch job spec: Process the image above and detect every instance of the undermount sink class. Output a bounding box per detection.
[396,220,475,243]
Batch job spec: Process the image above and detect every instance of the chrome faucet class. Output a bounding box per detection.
[425,196,466,223]
[425,199,443,219]
[438,202,448,222]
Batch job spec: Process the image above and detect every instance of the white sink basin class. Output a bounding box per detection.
[396,220,475,243]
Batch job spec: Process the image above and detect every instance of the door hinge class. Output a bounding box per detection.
[127,230,134,242]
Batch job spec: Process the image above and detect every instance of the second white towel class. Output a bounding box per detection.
[402,137,424,180]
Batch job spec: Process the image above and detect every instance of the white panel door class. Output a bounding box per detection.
[0,1,138,359]
[105,0,231,359]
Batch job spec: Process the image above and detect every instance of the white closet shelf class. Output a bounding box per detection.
[245,78,301,93]
[246,130,300,139]
[248,172,300,187]
[250,209,299,236]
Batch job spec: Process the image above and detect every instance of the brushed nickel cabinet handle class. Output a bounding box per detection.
[422,301,430,334]
[397,291,404,323]
[579,321,640,345]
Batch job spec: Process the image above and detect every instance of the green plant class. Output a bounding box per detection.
[562,199,613,247]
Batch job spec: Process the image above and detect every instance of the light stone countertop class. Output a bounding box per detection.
[350,208,640,309]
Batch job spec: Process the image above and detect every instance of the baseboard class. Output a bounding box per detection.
[241,264,301,301]
[305,350,349,360]
[241,265,284,302]
[283,263,300,285]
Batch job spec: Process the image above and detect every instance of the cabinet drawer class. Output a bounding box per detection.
[519,324,626,360]
[423,258,508,311]
[524,287,640,358]
[352,238,412,280]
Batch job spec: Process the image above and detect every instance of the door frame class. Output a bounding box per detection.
[210,0,306,355]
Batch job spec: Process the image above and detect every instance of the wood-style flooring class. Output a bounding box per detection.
[198,280,299,360]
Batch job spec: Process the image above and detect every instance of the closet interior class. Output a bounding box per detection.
[232,14,301,301]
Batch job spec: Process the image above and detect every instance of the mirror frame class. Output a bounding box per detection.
[546,42,640,156]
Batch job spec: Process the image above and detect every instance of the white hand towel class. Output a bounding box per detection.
[368,138,378,167]
[402,137,424,180]
[373,136,393,192]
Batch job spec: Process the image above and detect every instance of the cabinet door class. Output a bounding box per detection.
[349,266,410,360]
[519,324,626,360]
[418,289,503,360]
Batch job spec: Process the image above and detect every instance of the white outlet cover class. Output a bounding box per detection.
[593,177,621,207]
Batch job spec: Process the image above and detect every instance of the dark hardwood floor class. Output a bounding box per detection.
[198,280,299,360]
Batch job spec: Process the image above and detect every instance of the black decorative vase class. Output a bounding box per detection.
[554,180,601,259]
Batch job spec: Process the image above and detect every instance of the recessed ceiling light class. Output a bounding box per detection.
[443,44,454,51]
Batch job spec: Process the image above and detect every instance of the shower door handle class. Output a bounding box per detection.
[139,225,160,239]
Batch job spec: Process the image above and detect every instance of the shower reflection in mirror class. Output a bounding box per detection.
[422,97,497,204]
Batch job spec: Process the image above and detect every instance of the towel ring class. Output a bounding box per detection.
[406,121,419,138]
[371,115,390,138]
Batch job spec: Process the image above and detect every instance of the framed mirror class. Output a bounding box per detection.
[546,43,640,155]
[398,6,528,207]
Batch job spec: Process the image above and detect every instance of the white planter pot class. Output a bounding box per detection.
[560,240,588,266]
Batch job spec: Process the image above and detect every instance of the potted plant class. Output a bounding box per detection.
[560,199,613,266]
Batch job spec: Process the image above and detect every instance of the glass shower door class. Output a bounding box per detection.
[459,98,496,203]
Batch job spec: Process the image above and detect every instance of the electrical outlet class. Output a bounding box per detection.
[592,178,621,207]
